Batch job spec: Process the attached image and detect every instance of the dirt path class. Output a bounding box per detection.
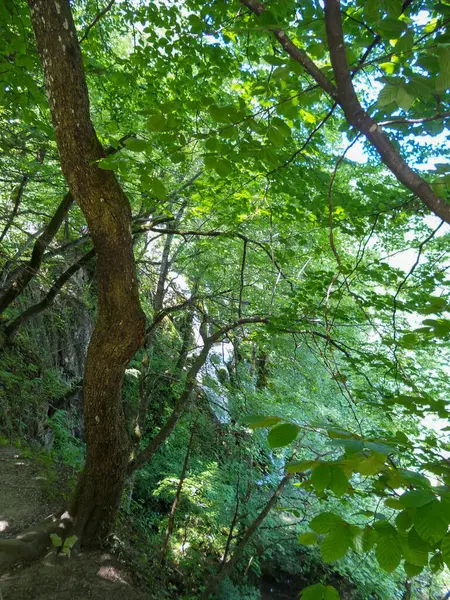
[0,447,154,600]
[0,446,56,538]
[0,551,152,600]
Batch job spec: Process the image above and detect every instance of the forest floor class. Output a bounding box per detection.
[0,446,152,600]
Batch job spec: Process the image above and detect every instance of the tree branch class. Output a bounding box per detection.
[0,191,74,316]
[79,0,115,43]
[241,0,450,225]
[323,0,450,224]
[0,175,28,245]
[128,316,269,474]
[4,248,96,339]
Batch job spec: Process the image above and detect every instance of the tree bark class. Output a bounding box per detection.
[28,0,145,546]
[402,580,411,600]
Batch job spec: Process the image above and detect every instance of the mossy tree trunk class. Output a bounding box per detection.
[28,0,145,546]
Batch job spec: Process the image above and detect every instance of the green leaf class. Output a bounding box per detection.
[310,512,344,534]
[97,156,119,170]
[311,463,331,494]
[145,114,167,131]
[300,584,340,600]
[169,152,185,164]
[365,0,380,21]
[124,137,148,152]
[414,501,448,544]
[209,105,232,123]
[404,562,423,577]
[440,531,450,566]
[376,536,402,572]
[50,533,63,547]
[437,47,450,92]
[241,415,282,428]
[396,510,414,532]
[62,534,78,557]
[267,422,300,448]
[400,529,429,567]
[430,552,444,573]
[365,440,396,455]
[267,126,285,149]
[321,527,351,562]
[396,87,414,111]
[377,84,398,107]
[362,527,378,552]
[188,14,204,33]
[329,465,348,497]
[384,498,403,510]
[286,460,316,473]
[384,0,402,18]
[142,176,167,199]
[400,470,431,488]
[262,54,286,66]
[299,532,318,546]
[356,456,385,475]
[377,17,407,39]
[395,30,414,53]
[324,586,340,600]
[63,534,78,549]
[213,158,233,177]
[399,490,435,508]
[271,117,291,137]
[328,438,364,454]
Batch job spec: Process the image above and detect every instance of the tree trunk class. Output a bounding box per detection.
[160,420,197,566]
[201,474,292,599]
[402,580,411,600]
[256,351,269,389]
[28,0,145,546]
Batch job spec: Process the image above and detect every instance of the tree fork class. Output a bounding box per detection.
[27,0,145,546]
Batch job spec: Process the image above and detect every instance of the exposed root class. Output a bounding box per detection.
[0,513,73,574]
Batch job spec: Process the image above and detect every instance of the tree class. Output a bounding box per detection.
[27,0,145,545]
[1,6,450,598]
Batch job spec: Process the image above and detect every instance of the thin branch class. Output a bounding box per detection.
[238,239,247,318]
[392,221,444,360]
[4,248,96,339]
[79,0,115,43]
[0,175,28,245]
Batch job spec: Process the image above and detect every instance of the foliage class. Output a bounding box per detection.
[2,0,450,597]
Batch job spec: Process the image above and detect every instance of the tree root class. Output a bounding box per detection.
[0,513,73,575]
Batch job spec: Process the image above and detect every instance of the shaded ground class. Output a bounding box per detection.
[0,551,151,600]
[0,446,57,538]
[0,446,153,600]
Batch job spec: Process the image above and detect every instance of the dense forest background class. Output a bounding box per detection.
[1,0,450,598]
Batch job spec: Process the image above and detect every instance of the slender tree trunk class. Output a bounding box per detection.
[160,420,197,566]
[0,175,28,245]
[129,316,267,474]
[402,580,411,600]
[201,474,292,599]
[0,192,73,317]
[256,352,269,389]
[28,0,145,546]
[129,335,213,474]
[4,248,95,339]
[221,473,240,566]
